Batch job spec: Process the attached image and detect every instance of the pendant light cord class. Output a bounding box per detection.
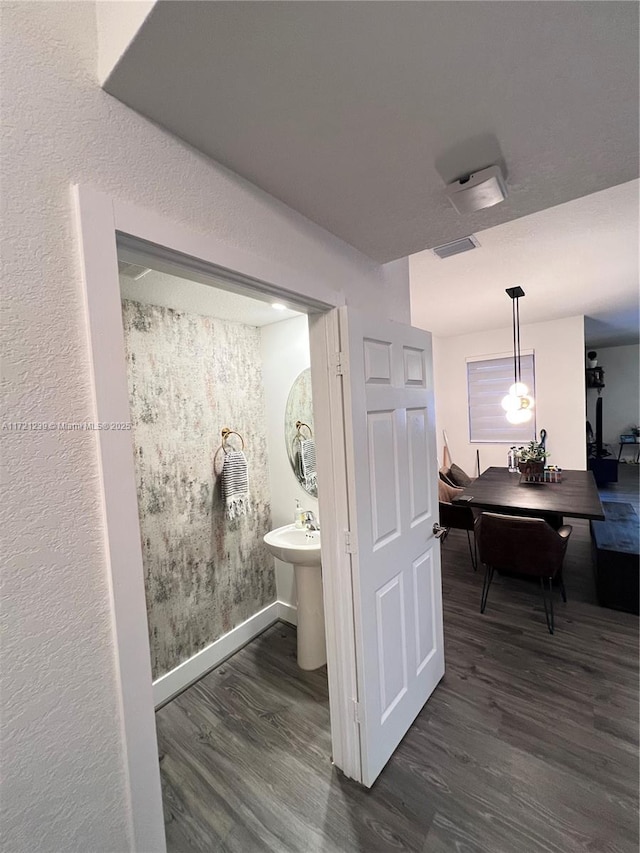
[516,296,522,385]
[512,297,517,388]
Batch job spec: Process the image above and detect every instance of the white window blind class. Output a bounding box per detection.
[467,354,536,443]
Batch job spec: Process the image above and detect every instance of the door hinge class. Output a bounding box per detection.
[344,530,356,555]
[352,699,362,724]
[333,351,344,376]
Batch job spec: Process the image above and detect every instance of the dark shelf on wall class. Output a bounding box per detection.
[586,366,605,389]
[587,394,618,485]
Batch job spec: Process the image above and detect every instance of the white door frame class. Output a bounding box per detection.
[73,185,360,853]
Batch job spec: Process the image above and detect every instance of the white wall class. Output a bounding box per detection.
[432,315,586,474]
[261,315,317,608]
[1,5,410,852]
[586,344,640,451]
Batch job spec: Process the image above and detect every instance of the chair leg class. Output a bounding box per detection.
[540,577,555,634]
[559,572,567,603]
[466,530,477,572]
[480,565,494,613]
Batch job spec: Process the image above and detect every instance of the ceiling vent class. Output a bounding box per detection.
[432,235,480,260]
[118,260,152,280]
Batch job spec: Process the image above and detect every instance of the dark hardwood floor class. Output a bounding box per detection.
[156,466,639,852]
[598,462,640,514]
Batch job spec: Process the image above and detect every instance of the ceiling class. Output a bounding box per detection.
[410,180,639,347]
[119,268,303,327]
[104,2,639,263]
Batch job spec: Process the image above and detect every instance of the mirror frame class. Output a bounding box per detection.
[284,367,317,496]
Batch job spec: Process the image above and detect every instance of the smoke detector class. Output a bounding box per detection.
[445,165,508,214]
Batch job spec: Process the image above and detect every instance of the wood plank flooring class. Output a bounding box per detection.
[156,467,639,852]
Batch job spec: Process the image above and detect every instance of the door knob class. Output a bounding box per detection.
[433,523,448,541]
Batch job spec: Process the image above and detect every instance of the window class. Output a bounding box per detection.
[467,354,536,443]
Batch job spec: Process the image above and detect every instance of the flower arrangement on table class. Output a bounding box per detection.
[518,440,551,482]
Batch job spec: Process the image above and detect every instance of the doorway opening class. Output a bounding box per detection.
[117,247,336,843]
[117,247,320,694]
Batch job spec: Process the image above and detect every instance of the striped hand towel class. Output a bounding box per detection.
[299,438,317,492]
[221,449,251,519]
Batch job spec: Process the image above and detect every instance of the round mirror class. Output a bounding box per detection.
[285,368,317,497]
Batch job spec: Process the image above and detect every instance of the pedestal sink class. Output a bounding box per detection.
[263,524,325,670]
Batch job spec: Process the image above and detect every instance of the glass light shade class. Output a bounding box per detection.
[501,393,520,412]
[506,407,532,425]
[520,395,534,410]
[509,382,529,396]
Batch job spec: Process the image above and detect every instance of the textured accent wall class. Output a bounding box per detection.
[121,299,276,679]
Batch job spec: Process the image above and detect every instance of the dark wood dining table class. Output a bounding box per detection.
[457,466,605,523]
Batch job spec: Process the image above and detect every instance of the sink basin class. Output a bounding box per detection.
[263,524,321,566]
[263,523,325,670]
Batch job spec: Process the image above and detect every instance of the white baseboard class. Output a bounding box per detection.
[152,600,297,708]
[278,601,297,626]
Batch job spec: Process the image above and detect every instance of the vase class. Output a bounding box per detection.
[519,460,545,478]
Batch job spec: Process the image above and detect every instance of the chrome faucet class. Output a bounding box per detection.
[302,510,320,531]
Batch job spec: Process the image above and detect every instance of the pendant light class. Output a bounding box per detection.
[501,286,534,424]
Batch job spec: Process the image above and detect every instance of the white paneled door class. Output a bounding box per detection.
[339,307,444,787]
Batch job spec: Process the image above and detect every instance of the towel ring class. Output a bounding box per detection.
[221,427,245,449]
[295,421,313,439]
[214,428,245,470]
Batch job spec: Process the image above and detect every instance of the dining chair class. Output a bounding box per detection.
[438,475,478,571]
[474,512,572,634]
[439,500,478,571]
